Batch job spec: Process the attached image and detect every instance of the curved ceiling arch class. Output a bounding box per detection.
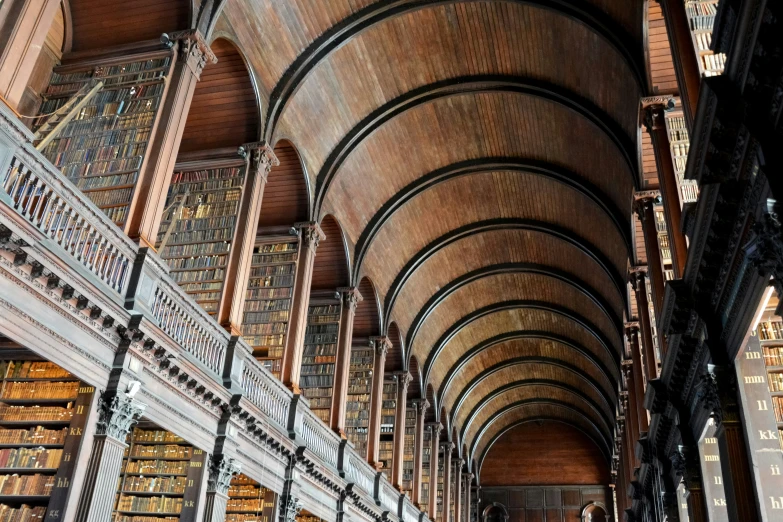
[436,331,618,408]
[460,381,613,449]
[406,263,622,361]
[312,77,638,218]
[447,357,616,433]
[476,417,611,476]
[263,0,645,140]
[468,399,611,463]
[354,160,630,293]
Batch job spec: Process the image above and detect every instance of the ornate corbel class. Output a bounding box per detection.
[295,221,326,251]
[338,287,363,312]
[160,29,217,78]
[241,141,279,181]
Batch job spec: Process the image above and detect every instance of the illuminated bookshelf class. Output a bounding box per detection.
[378,377,397,479]
[401,405,416,496]
[226,474,276,522]
[300,292,341,424]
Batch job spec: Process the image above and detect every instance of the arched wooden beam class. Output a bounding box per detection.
[383,219,626,328]
[263,1,646,140]
[469,399,612,464]
[475,417,611,475]
[436,331,619,409]
[447,357,616,434]
[406,269,622,364]
[313,76,639,220]
[459,380,613,447]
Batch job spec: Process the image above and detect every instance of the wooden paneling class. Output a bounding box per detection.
[68,0,190,52]
[425,384,436,423]
[429,308,617,401]
[353,277,380,338]
[480,422,610,486]
[641,129,660,188]
[647,1,678,95]
[407,355,422,401]
[386,322,404,374]
[179,39,259,152]
[408,272,621,376]
[311,215,349,291]
[279,2,641,184]
[389,228,623,345]
[257,140,309,227]
[481,485,613,522]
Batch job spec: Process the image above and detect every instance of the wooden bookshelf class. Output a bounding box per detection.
[241,232,300,378]
[664,111,699,204]
[436,447,444,522]
[296,510,324,522]
[684,0,725,77]
[300,293,342,425]
[759,321,783,446]
[0,360,94,522]
[421,428,431,514]
[113,426,206,522]
[378,377,396,479]
[345,343,372,458]
[35,53,172,227]
[401,405,415,496]
[157,156,246,316]
[226,473,276,522]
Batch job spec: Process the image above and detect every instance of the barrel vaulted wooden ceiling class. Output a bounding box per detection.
[69,0,651,477]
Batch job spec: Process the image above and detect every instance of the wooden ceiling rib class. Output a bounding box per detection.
[257,141,309,227]
[68,0,190,52]
[647,1,678,95]
[311,215,350,291]
[209,0,647,481]
[179,39,259,153]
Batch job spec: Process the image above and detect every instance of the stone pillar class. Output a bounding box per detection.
[368,336,391,467]
[73,392,146,522]
[707,367,762,522]
[671,444,709,522]
[0,0,61,109]
[630,267,658,382]
[412,399,429,507]
[634,193,668,357]
[464,473,473,522]
[454,459,463,522]
[331,287,362,436]
[644,102,688,278]
[442,443,454,522]
[658,0,701,130]
[280,222,324,393]
[427,423,442,518]
[391,372,413,488]
[218,143,278,334]
[626,324,649,433]
[203,455,241,522]
[622,367,640,470]
[124,30,216,247]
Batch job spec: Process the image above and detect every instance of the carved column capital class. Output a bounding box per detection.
[625,321,641,336]
[241,141,279,181]
[370,336,392,357]
[295,221,326,251]
[412,398,430,414]
[641,103,668,133]
[161,29,217,78]
[395,371,413,393]
[670,445,702,490]
[427,422,442,438]
[633,191,661,221]
[283,496,302,522]
[207,455,241,495]
[746,211,783,301]
[441,441,456,453]
[338,287,363,311]
[96,389,146,441]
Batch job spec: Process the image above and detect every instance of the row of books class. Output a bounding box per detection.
[227,515,267,522]
[47,112,158,142]
[176,190,241,208]
[256,243,297,254]
[242,299,291,312]
[303,397,331,409]
[103,205,129,225]
[300,374,334,389]
[246,287,292,300]
[768,372,783,392]
[48,58,170,88]
[41,126,151,154]
[3,362,72,380]
[162,215,237,234]
[0,473,54,496]
[171,269,226,284]
[0,447,62,469]
[131,430,186,444]
[167,255,228,271]
[772,396,783,423]
[242,323,287,336]
[228,484,263,497]
[79,187,134,208]
[116,517,178,522]
[116,495,182,513]
[251,252,297,264]
[129,445,192,460]
[161,242,231,258]
[124,460,188,476]
[347,395,370,407]
[302,345,337,356]
[176,201,239,221]
[179,282,223,292]
[47,137,147,168]
[701,53,726,74]
[763,346,783,366]
[170,168,243,185]
[0,505,45,522]
[258,359,281,376]
[247,276,295,289]
[309,305,341,316]
[62,155,143,179]
[759,321,783,341]
[121,476,187,494]
[0,427,67,446]
[167,176,243,196]
[162,227,236,245]
[1,382,78,400]
[243,335,284,347]
[303,334,338,345]
[300,365,335,377]
[227,499,264,511]
[0,406,74,422]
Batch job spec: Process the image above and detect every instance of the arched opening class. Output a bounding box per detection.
[482,503,509,522]
[299,214,350,425]
[582,503,608,522]
[257,140,310,230]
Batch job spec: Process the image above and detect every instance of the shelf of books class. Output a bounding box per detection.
[300,293,342,425]
[378,377,397,479]
[758,317,783,449]
[685,0,725,77]
[113,424,206,522]
[401,405,416,497]
[157,155,247,316]
[0,357,95,522]
[345,343,373,458]
[420,428,431,516]
[241,230,300,378]
[35,52,172,227]
[664,111,699,205]
[436,448,444,522]
[449,460,456,522]
[296,510,325,522]
[226,474,277,522]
